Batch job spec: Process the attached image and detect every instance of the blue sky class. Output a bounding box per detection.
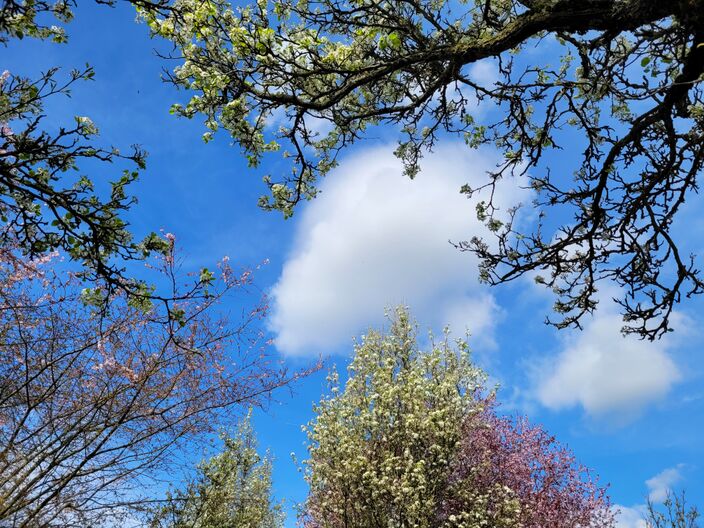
[5,2,704,526]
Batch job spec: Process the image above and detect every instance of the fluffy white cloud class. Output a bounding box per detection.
[269,142,527,356]
[468,59,499,86]
[613,505,647,528]
[613,465,686,527]
[612,504,648,528]
[646,465,684,503]
[536,299,682,417]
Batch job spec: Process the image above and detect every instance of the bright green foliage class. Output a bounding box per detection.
[301,307,517,528]
[151,413,284,528]
[0,0,170,45]
[0,0,73,44]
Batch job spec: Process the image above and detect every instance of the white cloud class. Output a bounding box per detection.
[536,297,682,417]
[613,465,686,527]
[269,142,528,356]
[646,465,683,503]
[613,505,647,528]
[468,59,499,86]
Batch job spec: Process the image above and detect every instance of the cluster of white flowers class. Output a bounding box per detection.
[303,307,501,528]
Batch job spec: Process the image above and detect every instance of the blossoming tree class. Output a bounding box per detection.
[441,400,613,528]
[149,412,284,528]
[302,307,614,528]
[0,234,314,527]
[143,0,704,340]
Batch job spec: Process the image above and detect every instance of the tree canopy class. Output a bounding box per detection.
[0,234,309,526]
[144,0,704,339]
[301,308,613,528]
[0,66,156,297]
[150,412,284,528]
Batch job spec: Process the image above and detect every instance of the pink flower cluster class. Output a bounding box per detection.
[442,399,615,528]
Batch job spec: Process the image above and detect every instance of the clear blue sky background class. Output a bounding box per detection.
[4,2,704,526]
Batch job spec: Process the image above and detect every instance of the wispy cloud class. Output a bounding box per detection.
[646,465,684,503]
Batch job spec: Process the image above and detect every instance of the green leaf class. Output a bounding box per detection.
[387,32,401,49]
[199,267,215,284]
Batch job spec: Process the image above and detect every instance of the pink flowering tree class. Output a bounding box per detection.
[0,234,317,527]
[440,398,614,528]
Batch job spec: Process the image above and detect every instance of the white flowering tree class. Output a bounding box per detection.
[301,307,615,528]
[301,307,520,528]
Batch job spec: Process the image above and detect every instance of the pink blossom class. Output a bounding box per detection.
[441,399,614,527]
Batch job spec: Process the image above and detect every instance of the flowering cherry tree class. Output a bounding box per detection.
[302,308,486,528]
[0,234,315,527]
[441,399,614,528]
